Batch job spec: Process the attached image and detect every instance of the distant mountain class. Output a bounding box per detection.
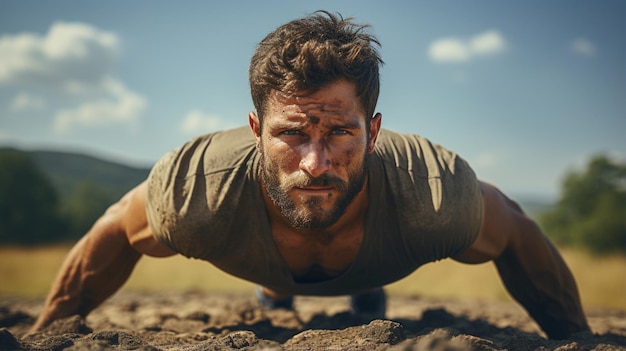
[0,147,153,243]
[27,149,151,200]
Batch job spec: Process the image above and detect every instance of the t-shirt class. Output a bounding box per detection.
[146,126,483,296]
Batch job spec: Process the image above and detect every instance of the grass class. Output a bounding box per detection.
[0,245,624,312]
[387,249,626,311]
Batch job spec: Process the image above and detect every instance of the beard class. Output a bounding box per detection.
[260,151,368,231]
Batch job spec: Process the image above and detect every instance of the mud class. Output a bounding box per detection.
[1,291,624,350]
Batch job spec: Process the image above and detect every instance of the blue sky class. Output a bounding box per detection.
[1,1,624,201]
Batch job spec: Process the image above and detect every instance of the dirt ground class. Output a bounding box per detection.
[1,291,625,350]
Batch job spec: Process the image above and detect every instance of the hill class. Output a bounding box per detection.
[0,147,152,243]
[26,149,151,200]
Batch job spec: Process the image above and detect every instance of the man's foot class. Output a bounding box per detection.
[349,287,386,321]
[255,285,294,310]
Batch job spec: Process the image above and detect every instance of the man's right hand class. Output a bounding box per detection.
[31,181,175,332]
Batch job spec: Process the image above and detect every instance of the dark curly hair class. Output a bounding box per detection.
[249,11,383,122]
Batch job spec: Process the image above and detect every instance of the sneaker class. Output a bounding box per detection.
[349,287,386,320]
[255,285,294,310]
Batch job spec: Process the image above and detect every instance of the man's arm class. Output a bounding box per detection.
[454,182,590,339]
[31,181,175,332]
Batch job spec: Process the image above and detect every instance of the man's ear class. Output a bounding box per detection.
[368,113,382,154]
[249,111,262,152]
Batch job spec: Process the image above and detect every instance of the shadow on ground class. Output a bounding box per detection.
[1,293,625,351]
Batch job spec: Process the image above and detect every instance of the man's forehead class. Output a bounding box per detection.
[268,91,362,117]
[274,100,344,116]
[273,90,344,107]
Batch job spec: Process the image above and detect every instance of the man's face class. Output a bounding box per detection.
[250,79,380,230]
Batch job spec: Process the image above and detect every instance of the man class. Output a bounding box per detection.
[32,11,590,339]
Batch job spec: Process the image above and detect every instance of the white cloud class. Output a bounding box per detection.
[0,21,120,89]
[429,38,470,63]
[53,77,147,132]
[1,22,148,133]
[10,92,46,111]
[180,109,227,134]
[571,38,596,58]
[429,30,507,63]
[470,31,507,56]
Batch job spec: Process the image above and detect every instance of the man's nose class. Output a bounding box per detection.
[299,142,331,178]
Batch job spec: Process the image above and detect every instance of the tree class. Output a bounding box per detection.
[0,149,67,244]
[60,181,118,241]
[540,155,626,254]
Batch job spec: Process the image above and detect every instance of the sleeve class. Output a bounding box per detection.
[144,135,215,258]
[438,154,483,258]
[417,145,483,261]
[376,130,483,264]
[143,127,259,261]
[144,145,185,254]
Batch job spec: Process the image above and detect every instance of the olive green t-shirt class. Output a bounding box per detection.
[146,126,482,296]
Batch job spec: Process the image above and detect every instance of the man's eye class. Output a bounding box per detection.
[330,129,348,136]
[282,130,300,136]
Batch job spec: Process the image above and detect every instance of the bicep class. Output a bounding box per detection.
[453,181,521,264]
[121,181,176,257]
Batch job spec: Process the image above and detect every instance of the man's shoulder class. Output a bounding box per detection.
[194,126,256,159]
[370,127,479,222]
[369,129,482,261]
[374,129,459,178]
[147,125,259,205]
[153,126,257,177]
[145,126,261,260]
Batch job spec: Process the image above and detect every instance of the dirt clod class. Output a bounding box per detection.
[1,292,624,351]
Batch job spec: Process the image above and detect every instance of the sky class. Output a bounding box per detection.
[0,1,624,201]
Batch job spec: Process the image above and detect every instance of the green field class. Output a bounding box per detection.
[1,245,624,311]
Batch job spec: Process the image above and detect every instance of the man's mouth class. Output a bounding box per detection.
[294,186,334,193]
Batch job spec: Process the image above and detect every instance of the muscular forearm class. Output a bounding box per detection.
[32,221,141,332]
[465,183,590,339]
[494,222,590,339]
